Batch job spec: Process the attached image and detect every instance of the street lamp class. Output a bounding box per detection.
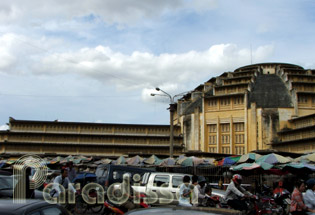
[151,88,189,158]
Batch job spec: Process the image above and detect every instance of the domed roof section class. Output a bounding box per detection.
[248,74,293,108]
[235,62,304,72]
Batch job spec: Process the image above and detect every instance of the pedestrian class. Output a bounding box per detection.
[290,179,315,215]
[196,176,206,204]
[50,169,76,198]
[178,175,192,207]
[191,175,199,206]
[66,161,76,183]
[304,178,315,214]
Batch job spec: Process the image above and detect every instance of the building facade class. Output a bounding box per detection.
[0,117,183,157]
[177,63,315,154]
[272,114,315,153]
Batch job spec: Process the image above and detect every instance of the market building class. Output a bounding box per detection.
[1,62,314,157]
[177,63,315,154]
[0,117,183,156]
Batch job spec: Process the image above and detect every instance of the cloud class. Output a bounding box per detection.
[0,32,274,90]
[0,34,17,70]
[0,0,217,27]
[29,43,274,100]
[0,124,8,130]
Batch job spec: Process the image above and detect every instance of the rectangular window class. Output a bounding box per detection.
[235,134,244,144]
[235,146,245,155]
[153,175,170,187]
[222,147,230,154]
[298,95,308,103]
[209,135,217,144]
[234,123,244,132]
[305,86,311,91]
[208,125,217,133]
[172,176,183,188]
[208,99,217,107]
[221,124,230,132]
[221,135,230,144]
[209,147,217,153]
[233,96,244,105]
[220,98,230,106]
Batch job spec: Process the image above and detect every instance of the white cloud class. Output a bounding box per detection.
[29,43,274,100]
[0,32,275,92]
[0,34,17,70]
[0,125,8,130]
[0,0,217,26]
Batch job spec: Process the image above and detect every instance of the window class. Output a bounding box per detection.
[220,98,230,106]
[172,176,183,188]
[209,147,217,153]
[305,85,313,92]
[221,124,230,132]
[234,123,244,132]
[235,134,244,144]
[209,135,216,144]
[208,99,217,107]
[221,135,230,144]
[298,95,308,103]
[228,87,236,93]
[222,147,230,154]
[153,175,170,187]
[208,125,217,133]
[235,146,245,155]
[234,96,244,105]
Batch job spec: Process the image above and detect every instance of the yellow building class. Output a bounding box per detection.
[0,117,183,156]
[177,63,315,154]
[272,113,315,153]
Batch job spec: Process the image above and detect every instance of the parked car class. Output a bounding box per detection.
[133,172,225,205]
[0,175,44,199]
[95,164,154,190]
[0,199,70,215]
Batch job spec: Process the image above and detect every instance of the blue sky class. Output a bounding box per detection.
[0,0,315,128]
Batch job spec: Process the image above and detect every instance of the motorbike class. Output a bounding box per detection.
[273,189,291,215]
[246,194,283,215]
[202,194,222,208]
[102,193,149,215]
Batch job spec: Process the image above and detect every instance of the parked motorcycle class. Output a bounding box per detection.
[247,194,283,215]
[274,189,291,215]
[102,193,149,215]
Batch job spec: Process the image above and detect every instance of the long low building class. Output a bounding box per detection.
[0,117,183,157]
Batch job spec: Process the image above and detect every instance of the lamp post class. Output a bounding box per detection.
[151,87,188,158]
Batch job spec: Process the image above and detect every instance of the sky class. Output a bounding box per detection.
[0,0,315,129]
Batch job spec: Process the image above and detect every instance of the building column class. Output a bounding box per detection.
[230,116,233,154]
[244,92,248,153]
[217,116,220,153]
[249,102,257,152]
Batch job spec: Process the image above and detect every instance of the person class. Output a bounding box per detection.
[191,175,200,206]
[50,169,76,198]
[224,174,252,211]
[178,175,192,207]
[290,179,315,215]
[304,178,315,214]
[196,177,206,205]
[202,185,220,207]
[66,161,76,183]
[274,180,285,195]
